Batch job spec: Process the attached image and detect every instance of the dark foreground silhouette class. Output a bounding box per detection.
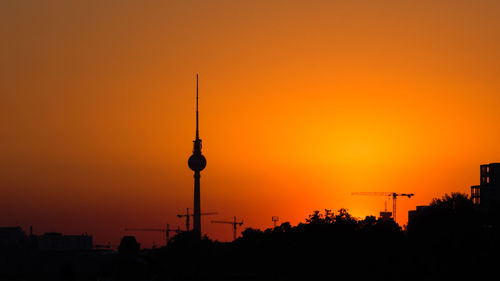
[1,193,500,281]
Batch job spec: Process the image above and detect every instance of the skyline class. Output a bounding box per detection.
[2,0,500,246]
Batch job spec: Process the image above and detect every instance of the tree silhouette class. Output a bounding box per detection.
[118,236,140,255]
[408,192,478,238]
[9,196,500,281]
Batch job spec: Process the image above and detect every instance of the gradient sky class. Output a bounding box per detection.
[1,0,500,246]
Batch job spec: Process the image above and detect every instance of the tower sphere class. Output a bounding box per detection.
[188,153,207,172]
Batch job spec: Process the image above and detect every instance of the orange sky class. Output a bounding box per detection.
[1,0,500,246]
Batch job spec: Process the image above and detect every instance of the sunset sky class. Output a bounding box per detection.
[1,0,500,246]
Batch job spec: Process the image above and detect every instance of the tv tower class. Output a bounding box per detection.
[188,74,207,235]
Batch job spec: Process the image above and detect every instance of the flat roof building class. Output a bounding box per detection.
[37,232,92,251]
[471,163,500,212]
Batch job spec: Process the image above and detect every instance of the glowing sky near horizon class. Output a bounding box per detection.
[1,0,500,246]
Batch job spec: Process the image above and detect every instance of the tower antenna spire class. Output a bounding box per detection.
[196,74,199,140]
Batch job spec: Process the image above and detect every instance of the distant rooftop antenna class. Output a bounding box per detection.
[272,216,280,228]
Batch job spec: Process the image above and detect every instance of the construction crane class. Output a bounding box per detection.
[351,192,414,223]
[176,208,218,231]
[125,223,181,246]
[211,216,244,241]
[272,216,280,228]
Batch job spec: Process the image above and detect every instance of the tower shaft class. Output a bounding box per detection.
[193,171,201,233]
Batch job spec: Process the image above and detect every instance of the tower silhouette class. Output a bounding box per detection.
[188,74,207,235]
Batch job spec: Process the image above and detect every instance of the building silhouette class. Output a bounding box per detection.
[471,163,500,211]
[408,205,430,226]
[37,232,92,251]
[379,211,393,221]
[187,74,207,235]
[0,227,28,249]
